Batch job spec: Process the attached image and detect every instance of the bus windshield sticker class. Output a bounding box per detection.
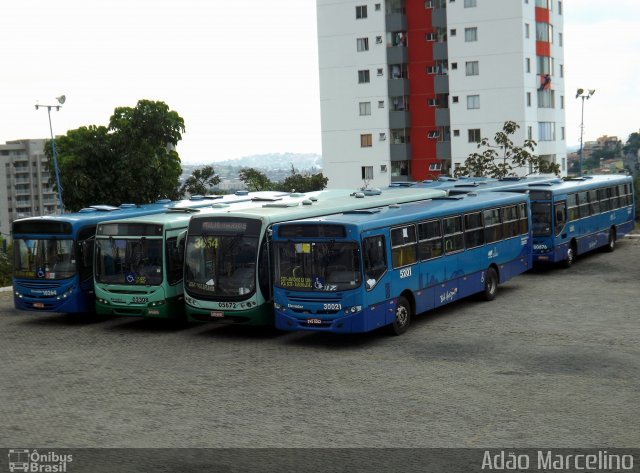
[313,276,325,289]
[279,276,312,288]
[295,243,311,254]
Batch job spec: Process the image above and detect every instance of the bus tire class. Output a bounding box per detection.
[481,267,498,301]
[562,242,576,268]
[604,228,616,253]
[387,296,411,336]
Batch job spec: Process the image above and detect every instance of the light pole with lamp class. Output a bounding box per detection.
[35,95,66,214]
[576,88,595,176]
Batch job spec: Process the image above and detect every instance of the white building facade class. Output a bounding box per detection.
[318,0,567,189]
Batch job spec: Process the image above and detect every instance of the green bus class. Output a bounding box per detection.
[92,192,300,319]
[183,187,448,326]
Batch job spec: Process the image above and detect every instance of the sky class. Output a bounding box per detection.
[1,0,639,165]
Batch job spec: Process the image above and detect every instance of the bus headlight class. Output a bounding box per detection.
[97,297,109,305]
[150,299,166,307]
[273,302,282,311]
[56,287,75,300]
[344,305,362,314]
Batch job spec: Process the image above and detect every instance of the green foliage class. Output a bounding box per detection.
[238,168,273,191]
[623,132,640,156]
[46,100,185,211]
[274,165,328,192]
[0,239,12,287]
[180,165,221,196]
[454,121,561,179]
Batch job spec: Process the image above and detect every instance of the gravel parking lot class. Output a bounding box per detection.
[1,238,639,450]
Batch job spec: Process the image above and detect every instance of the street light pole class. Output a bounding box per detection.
[576,88,595,176]
[35,95,66,213]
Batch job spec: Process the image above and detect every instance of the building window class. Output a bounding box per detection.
[536,0,549,8]
[526,57,531,73]
[558,1,563,14]
[527,126,533,140]
[381,164,388,173]
[357,37,369,51]
[465,61,479,76]
[527,92,532,107]
[452,96,459,103]
[427,98,437,107]
[525,23,530,38]
[453,129,460,137]
[360,134,373,147]
[538,122,555,141]
[467,95,480,109]
[537,56,553,75]
[377,68,384,76]
[426,66,437,74]
[379,133,386,141]
[378,100,385,108]
[561,127,565,140]
[538,89,555,108]
[450,29,456,36]
[359,102,371,116]
[375,3,381,11]
[427,130,440,139]
[561,157,566,171]
[362,166,374,180]
[464,0,477,7]
[451,62,458,70]
[425,32,436,41]
[536,22,553,42]
[358,70,370,83]
[356,5,367,19]
[425,0,434,8]
[376,36,383,44]
[560,64,564,78]
[559,32,563,46]
[465,27,478,42]
[429,162,443,171]
[560,95,564,109]
[468,129,481,143]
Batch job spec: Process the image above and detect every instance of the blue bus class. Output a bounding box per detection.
[526,175,635,266]
[272,191,532,335]
[11,192,268,314]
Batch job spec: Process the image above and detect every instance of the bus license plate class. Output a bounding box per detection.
[307,318,322,325]
[210,311,224,318]
[33,302,44,309]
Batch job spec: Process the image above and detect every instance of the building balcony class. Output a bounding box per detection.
[388,78,410,97]
[386,12,407,31]
[390,143,412,161]
[434,75,449,94]
[435,107,450,126]
[433,42,448,61]
[389,110,411,129]
[432,7,447,27]
[387,46,408,65]
[436,141,452,160]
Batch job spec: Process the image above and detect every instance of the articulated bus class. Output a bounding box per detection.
[526,175,635,266]
[11,192,269,315]
[93,191,313,319]
[183,187,448,326]
[12,202,173,313]
[272,191,532,335]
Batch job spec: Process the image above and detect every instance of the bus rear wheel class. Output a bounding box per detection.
[387,296,411,336]
[481,267,498,301]
[604,228,616,252]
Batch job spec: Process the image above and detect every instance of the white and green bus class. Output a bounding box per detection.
[92,191,302,319]
[183,187,448,326]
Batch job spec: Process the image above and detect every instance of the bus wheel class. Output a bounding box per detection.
[481,268,498,301]
[562,244,576,268]
[605,228,616,252]
[387,296,411,336]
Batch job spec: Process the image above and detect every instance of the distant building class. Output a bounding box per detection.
[318,0,567,188]
[0,139,59,239]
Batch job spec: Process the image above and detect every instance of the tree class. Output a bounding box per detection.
[275,165,328,192]
[180,165,221,196]
[623,132,640,157]
[0,238,11,287]
[46,100,185,211]
[454,121,560,179]
[238,168,273,191]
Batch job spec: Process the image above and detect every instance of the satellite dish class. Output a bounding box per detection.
[56,95,66,105]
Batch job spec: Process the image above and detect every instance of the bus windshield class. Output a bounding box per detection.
[13,238,76,280]
[531,202,552,237]
[184,234,258,298]
[275,241,361,292]
[95,238,163,285]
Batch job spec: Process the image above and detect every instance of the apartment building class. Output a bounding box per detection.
[0,139,59,238]
[318,0,566,188]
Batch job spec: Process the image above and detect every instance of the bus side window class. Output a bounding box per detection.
[363,235,387,290]
[554,202,567,236]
